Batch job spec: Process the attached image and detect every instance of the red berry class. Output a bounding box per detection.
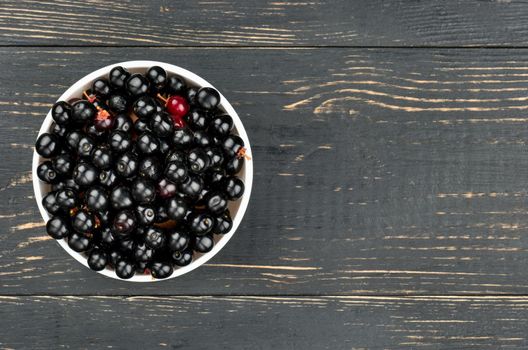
[166,96,189,120]
[171,115,186,128]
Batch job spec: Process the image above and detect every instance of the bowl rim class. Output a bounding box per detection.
[32,60,253,282]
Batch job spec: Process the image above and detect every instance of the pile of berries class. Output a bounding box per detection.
[35,65,248,279]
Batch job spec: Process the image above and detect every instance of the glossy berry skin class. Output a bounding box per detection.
[110,186,134,210]
[115,151,138,178]
[135,204,156,226]
[134,118,150,133]
[109,66,130,89]
[92,78,112,99]
[166,95,189,120]
[108,250,124,266]
[158,137,170,155]
[107,93,129,113]
[172,249,193,266]
[52,178,80,192]
[37,161,59,183]
[224,176,245,200]
[166,150,185,164]
[91,145,113,170]
[192,130,212,148]
[138,156,161,181]
[167,229,190,252]
[112,210,136,237]
[126,73,150,97]
[214,211,233,234]
[115,259,135,279]
[144,226,165,249]
[42,192,60,215]
[222,135,244,158]
[157,178,178,199]
[99,227,116,247]
[187,148,210,174]
[209,114,233,139]
[56,188,77,210]
[72,210,95,233]
[150,112,173,137]
[85,186,109,211]
[77,135,95,158]
[186,87,198,104]
[225,156,243,175]
[204,147,224,170]
[203,191,228,215]
[52,153,74,176]
[36,133,61,158]
[154,202,169,223]
[165,75,187,95]
[84,124,106,142]
[150,261,173,279]
[196,87,220,110]
[52,123,68,137]
[86,124,106,141]
[120,240,136,255]
[171,127,193,149]
[134,242,154,262]
[146,66,167,91]
[68,232,92,252]
[73,162,99,187]
[108,66,130,89]
[46,216,71,239]
[95,210,111,228]
[113,113,133,133]
[136,132,159,155]
[185,108,208,130]
[131,178,156,204]
[99,169,118,188]
[193,234,214,253]
[166,196,189,221]
[188,212,214,236]
[108,130,132,153]
[165,161,188,183]
[51,101,72,125]
[65,131,83,151]
[179,174,204,198]
[166,76,186,94]
[72,100,97,124]
[88,248,108,271]
[155,101,164,113]
[133,95,157,119]
[136,261,148,273]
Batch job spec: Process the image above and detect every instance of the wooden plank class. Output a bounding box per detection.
[3,47,528,295]
[2,1,528,46]
[0,296,527,349]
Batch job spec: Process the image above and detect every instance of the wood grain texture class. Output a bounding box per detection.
[3,48,528,295]
[2,0,528,46]
[0,296,527,349]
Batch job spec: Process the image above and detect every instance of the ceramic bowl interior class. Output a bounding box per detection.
[32,60,253,282]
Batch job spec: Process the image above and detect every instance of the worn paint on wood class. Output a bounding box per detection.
[0,296,527,349]
[1,1,528,46]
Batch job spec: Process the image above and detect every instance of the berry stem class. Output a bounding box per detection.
[236,147,251,160]
[156,93,168,105]
[82,90,97,104]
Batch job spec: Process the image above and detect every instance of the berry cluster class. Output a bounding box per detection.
[35,65,247,280]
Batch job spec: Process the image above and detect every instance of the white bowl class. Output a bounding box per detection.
[32,60,253,282]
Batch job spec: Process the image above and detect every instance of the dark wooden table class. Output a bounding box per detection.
[3,1,528,348]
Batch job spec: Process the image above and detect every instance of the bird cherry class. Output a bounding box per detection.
[157,94,188,128]
[83,91,114,130]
